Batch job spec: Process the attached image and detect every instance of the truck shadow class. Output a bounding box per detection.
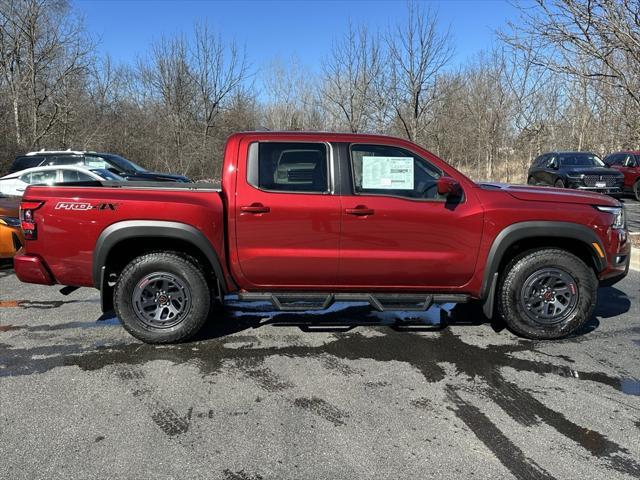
[196,286,631,341]
[194,286,630,342]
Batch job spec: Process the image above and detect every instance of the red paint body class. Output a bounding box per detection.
[608,150,640,191]
[13,132,630,299]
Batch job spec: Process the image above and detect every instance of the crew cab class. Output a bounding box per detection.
[13,132,630,343]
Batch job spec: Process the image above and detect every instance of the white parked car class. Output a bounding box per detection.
[0,165,123,196]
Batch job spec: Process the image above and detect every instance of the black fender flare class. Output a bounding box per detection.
[480,221,606,318]
[93,220,227,292]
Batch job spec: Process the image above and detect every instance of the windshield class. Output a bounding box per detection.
[101,154,147,173]
[558,154,605,167]
[91,169,124,181]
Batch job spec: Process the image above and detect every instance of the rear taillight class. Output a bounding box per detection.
[19,200,44,240]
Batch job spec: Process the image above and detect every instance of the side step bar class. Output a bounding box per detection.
[237,292,469,312]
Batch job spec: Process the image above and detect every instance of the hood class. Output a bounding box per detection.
[122,171,192,183]
[559,166,623,177]
[479,183,621,206]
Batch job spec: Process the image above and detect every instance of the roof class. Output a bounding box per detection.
[230,130,414,143]
[24,149,95,156]
[543,151,598,155]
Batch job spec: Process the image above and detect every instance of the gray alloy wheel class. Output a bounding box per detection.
[519,267,578,325]
[132,272,192,329]
[114,251,212,343]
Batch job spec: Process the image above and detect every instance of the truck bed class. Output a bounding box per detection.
[20,182,227,288]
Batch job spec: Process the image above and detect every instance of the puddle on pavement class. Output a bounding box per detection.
[2,295,640,477]
[0,299,100,309]
[1,325,639,476]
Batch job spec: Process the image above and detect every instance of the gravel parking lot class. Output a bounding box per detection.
[1,265,639,480]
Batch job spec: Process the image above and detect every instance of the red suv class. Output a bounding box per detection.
[604,151,640,200]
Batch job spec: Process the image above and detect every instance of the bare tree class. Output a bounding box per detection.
[0,0,92,148]
[386,3,454,142]
[262,56,319,130]
[321,23,382,132]
[138,34,195,174]
[501,0,640,145]
[191,22,248,163]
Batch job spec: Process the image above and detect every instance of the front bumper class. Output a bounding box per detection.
[13,254,55,285]
[598,229,631,287]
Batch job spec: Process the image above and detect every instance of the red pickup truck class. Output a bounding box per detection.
[13,132,630,343]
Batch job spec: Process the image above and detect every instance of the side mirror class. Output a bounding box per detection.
[437,176,462,196]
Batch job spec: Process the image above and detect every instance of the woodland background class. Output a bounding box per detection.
[1,0,639,182]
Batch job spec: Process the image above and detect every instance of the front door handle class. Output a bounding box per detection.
[345,205,374,216]
[240,203,270,214]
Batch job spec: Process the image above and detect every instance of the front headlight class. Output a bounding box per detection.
[595,206,626,229]
[0,216,21,227]
[566,173,584,179]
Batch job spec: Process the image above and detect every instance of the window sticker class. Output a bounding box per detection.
[362,156,414,190]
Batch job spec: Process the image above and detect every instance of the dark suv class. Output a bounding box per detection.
[527,151,623,195]
[9,150,191,182]
[603,151,640,201]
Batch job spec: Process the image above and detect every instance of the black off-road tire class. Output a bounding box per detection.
[554,179,565,189]
[527,176,537,186]
[634,180,640,201]
[114,251,211,343]
[497,248,597,340]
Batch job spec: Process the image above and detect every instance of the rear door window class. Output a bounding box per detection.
[61,170,94,182]
[44,156,83,167]
[248,142,329,193]
[21,170,58,185]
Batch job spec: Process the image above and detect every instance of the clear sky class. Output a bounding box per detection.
[76,0,520,70]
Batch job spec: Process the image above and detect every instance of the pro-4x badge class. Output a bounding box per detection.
[55,202,118,211]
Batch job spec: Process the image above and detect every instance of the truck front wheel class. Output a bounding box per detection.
[114,252,211,343]
[497,248,597,339]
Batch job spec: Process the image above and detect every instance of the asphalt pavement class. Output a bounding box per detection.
[620,197,640,233]
[1,265,639,480]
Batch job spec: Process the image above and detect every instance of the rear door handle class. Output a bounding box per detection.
[345,205,374,216]
[240,203,270,214]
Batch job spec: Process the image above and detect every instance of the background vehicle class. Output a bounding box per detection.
[13,132,630,344]
[0,165,122,196]
[527,151,623,195]
[604,151,640,201]
[8,150,191,183]
[0,194,23,259]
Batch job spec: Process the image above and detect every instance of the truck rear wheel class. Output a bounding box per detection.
[114,252,211,343]
[497,248,597,339]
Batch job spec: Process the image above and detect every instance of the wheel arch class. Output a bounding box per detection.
[94,220,228,311]
[480,221,605,318]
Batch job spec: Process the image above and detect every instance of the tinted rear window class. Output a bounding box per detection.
[42,156,83,167]
[11,156,43,172]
